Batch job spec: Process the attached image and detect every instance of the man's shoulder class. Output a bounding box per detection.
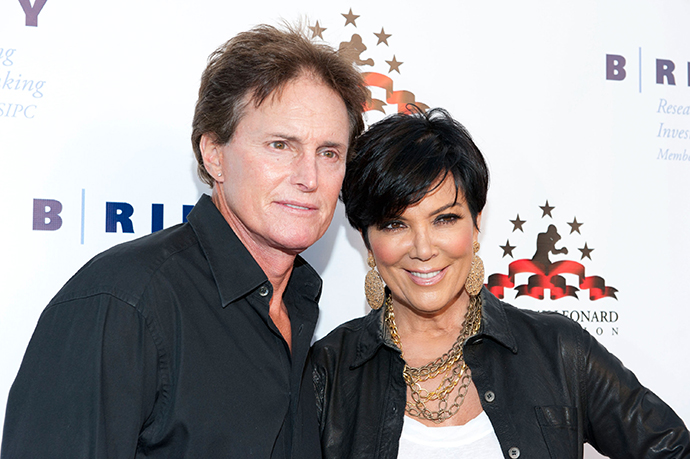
[50,222,200,309]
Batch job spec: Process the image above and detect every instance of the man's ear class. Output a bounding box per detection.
[200,133,224,182]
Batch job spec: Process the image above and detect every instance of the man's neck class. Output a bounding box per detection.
[210,190,297,284]
[211,191,296,349]
[245,242,295,352]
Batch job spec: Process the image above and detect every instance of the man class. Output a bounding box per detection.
[2,24,367,458]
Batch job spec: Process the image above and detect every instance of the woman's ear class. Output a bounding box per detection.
[200,133,224,183]
[474,212,483,241]
[360,228,372,252]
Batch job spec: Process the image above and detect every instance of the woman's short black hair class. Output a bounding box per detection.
[342,106,489,248]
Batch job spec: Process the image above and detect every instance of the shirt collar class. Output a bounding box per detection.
[186,194,322,311]
[478,288,518,353]
[351,288,518,368]
[351,307,390,368]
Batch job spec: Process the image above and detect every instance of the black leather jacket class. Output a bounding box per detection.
[312,289,689,459]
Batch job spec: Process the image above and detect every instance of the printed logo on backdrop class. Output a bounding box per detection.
[17,0,48,26]
[311,8,428,119]
[605,50,690,163]
[0,47,46,119]
[2,2,49,118]
[33,194,194,244]
[486,200,620,337]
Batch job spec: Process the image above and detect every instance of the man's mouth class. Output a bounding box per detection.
[285,203,311,210]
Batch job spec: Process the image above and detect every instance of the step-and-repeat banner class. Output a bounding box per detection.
[2,1,689,456]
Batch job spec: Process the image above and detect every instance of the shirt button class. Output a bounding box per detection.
[484,391,495,403]
[258,285,269,297]
[508,447,520,458]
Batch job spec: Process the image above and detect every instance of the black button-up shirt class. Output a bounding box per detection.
[2,194,322,458]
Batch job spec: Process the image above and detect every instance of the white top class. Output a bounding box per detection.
[398,412,504,459]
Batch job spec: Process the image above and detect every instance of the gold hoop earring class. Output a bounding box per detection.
[364,253,386,310]
[465,241,484,297]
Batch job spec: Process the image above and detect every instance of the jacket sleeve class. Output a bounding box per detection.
[311,346,328,433]
[1,294,160,458]
[580,329,689,458]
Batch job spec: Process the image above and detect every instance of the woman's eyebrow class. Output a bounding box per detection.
[428,202,462,217]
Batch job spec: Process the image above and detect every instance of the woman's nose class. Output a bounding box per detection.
[409,228,435,261]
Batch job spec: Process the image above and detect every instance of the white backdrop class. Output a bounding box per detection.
[2,1,689,457]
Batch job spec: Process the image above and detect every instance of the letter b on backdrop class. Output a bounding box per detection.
[606,54,626,81]
[33,199,63,231]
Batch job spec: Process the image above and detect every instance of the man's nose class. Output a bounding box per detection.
[291,153,318,191]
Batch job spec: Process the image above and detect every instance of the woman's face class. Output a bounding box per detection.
[367,175,480,316]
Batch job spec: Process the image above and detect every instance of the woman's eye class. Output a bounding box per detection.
[270,141,287,150]
[436,214,460,224]
[381,221,405,230]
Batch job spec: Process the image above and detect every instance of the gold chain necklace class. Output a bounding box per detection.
[385,294,482,423]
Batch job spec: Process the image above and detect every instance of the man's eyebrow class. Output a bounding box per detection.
[267,133,346,149]
[267,132,298,142]
[321,141,347,149]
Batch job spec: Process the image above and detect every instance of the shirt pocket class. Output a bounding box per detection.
[535,405,579,459]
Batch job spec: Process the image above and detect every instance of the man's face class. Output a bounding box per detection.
[207,74,350,256]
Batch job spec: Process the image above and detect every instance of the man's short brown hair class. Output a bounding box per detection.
[191,24,368,187]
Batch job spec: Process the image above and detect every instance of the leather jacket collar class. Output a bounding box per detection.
[351,288,517,369]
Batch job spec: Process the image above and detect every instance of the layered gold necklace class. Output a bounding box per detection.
[384,294,482,423]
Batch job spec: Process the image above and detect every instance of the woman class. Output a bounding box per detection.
[311,107,689,458]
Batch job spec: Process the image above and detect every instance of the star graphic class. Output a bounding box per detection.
[374,27,392,46]
[568,217,583,234]
[386,55,403,74]
[342,9,360,27]
[510,214,526,232]
[579,242,594,260]
[309,21,327,39]
[500,240,516,258]
[540,200,554,218]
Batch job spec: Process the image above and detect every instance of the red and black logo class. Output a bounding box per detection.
[313,9,427,116]
[486,200,617,301]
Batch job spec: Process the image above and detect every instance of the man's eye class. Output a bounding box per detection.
[270,141,287,149]
[321,150,337,159]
